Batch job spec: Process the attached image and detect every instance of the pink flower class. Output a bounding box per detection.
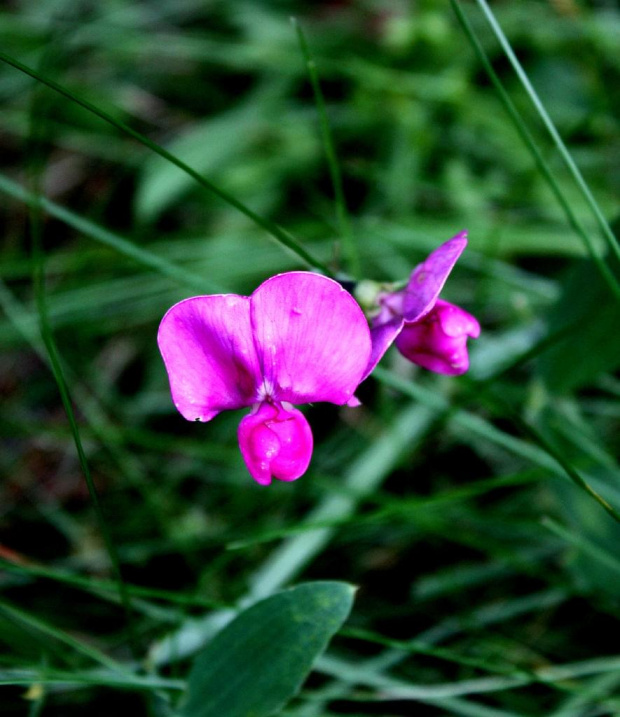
[395,299,480,375]
[362,231,480,378]
[157,272,372,485]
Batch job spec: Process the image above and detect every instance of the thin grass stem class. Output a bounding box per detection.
[0,669,185,691]
[0,601,125,673]
[449,0,620,300]
[0,173,218,294]
[473,0,620,265]
[542,517,620,575]
[0,50,330,275]
[373,367,620,523]
[26,87,138,656]
[292,18,360,278]
[0,559,228,610]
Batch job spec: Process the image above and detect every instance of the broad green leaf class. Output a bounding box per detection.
[178,581,355,717]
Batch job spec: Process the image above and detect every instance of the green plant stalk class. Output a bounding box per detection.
[293,18,361,278]
[449,0,620,301]
[25,90,138,652]
[473,0,620,265]
[317,649,620,700]
[30,220,139,652]
[0,50,330,276]
[341,626,519,677]
[482,388,620,524]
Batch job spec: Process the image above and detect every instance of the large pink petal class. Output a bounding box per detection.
[402,231,468,322]
[250,272,372,405]
[157,294,262,422]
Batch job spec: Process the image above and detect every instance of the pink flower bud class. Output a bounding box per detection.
[238,402,314,486]
[395,300,480,375]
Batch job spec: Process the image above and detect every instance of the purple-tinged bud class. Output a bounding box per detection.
[238,402,313,486]
[395,299,480,375]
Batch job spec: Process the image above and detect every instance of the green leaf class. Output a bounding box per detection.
[178,581,355,717]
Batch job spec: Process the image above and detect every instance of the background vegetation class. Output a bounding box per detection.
[1,0,619,715]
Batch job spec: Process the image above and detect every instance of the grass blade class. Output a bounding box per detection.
[0,173,219,294]
[25,85,138,652]
[0,50,330,275]
[449,0,620,300]
[473,0,620,265]
[292,18,360,278]
[373,368,620,523]
[0,601,125,673]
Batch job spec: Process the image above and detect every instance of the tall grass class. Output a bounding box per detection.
[1,1,619,715]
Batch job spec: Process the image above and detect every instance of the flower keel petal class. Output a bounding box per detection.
[238,402,313,485]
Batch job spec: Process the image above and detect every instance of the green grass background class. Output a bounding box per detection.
[1,0,619,714]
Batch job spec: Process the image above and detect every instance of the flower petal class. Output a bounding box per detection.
[250,272,372,405]
[435,299,481,339]
[238,402,313,485]
[361,316,404,381]
[402,231,468,322]
[157,294,262,422]
[395,299,480,375]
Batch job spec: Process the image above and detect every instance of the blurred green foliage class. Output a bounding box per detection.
[1,0,619,715]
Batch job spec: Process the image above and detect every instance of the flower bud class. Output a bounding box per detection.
[395,299,480,375]
[238,402,313,486]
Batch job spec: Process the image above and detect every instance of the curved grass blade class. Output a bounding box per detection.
[449,0,620,301]
[0,601,125,673]
[473,0,620,266]
[373,367,620,523]
[542,517,620,577]
[0,173,218,294]
[26,83,138,653]
[0,50,330,275]
[0,559,228,612]
[31,216,139,651]
[486,392,620,524]
[317,649,620,700]
[0,669,185,692]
